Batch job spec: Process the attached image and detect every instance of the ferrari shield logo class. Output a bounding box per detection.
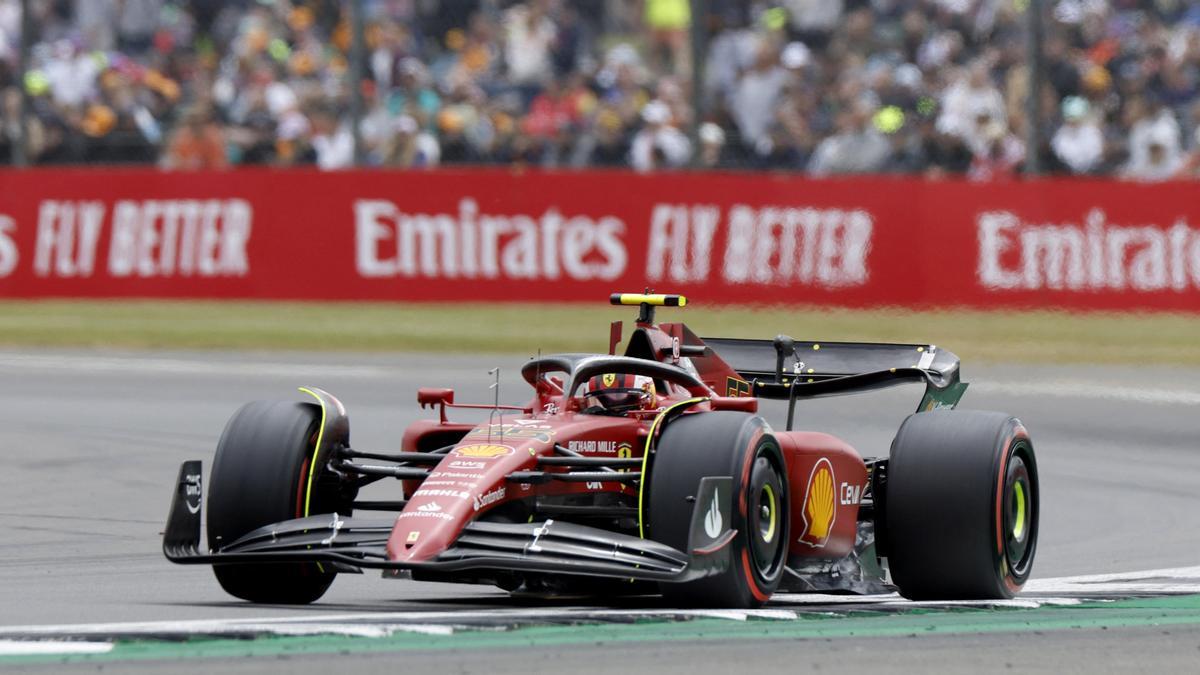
[453,444,514,459]
[799,458,836,547]
[602,373,617,387]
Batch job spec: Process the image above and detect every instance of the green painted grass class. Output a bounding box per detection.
[0,300,1197,365]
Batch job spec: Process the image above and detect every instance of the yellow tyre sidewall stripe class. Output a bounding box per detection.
[637,397,708,539]
[297,388,328,518]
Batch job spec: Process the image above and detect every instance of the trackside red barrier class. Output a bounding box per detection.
[1,167,1199,312]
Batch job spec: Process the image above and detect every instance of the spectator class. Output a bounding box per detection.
[504,1,557,87]
[309,106,354,171]
[1124,98,1184,181]
[116,0,163,54]
[938,61,1007,154]
[1177,127,1200,178]
[967,121,1024,182]
[772,79,819,167]
[381,115,440,168]
[697,121,731,169]
[1052,96,1104,174]
[808,105,891,175]
[630,100,690,172]
[161,106,226,170]
[0,0,1196,180]
[574,107,630,168]
[782,0,843,48]
[0,87,44,163]
[878,113,927,174]
[644,0,691,75]
[74,0,118,52]
[729,40,787,154]
[1125,140,1185,181]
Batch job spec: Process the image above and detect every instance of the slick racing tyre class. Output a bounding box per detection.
[207,400,350,604]
[649,412,789,608]
[884,410,1038,600]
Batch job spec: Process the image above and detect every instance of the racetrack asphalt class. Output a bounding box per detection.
[0,349,1198,672]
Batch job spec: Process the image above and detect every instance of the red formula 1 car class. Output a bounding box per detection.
[164,294,1039,608]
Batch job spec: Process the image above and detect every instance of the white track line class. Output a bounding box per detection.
[0,353,394,380]
[0,609,802,639]
[974,381,1200,406]
[2,353,1196,405]
[1,565,1197,641]
[770,593,1086,609]
[0,640,113,656]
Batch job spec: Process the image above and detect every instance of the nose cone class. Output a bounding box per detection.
[386,495,472,561]
[385,437,540,562]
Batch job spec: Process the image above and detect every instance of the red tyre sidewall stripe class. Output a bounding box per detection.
[294,455,317,577]
[741,549,770,603]
[1002,425,1030,593]
[296,457,311,519]
[994,433,1011,557]
[739,424,769,600]
[739,427,764,520]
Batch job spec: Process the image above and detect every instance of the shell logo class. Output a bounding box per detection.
[799,457,837,548]
[453,444,514,459]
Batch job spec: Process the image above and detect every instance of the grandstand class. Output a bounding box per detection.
[1,0,1198,179]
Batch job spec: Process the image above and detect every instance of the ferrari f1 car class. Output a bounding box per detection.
[163,294,1039,608]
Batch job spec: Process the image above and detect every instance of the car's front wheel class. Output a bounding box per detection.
[649,412,790,608]
[206,400,351,604]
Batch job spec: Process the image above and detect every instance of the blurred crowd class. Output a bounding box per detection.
[2,0,1200,180]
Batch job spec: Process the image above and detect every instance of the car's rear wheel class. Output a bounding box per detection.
[649,412,789,608]
[883,410,1039,600]
[207,400,351,604]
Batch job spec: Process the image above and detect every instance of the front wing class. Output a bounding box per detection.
[163,461,736,584]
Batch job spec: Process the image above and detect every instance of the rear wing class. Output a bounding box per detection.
[699,336,967,417]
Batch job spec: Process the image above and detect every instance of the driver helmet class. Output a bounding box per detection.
[583,373,657,413]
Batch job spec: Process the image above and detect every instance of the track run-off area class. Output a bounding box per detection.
[1,350,1198,671]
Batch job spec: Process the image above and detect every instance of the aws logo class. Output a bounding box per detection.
[453,444,514,459]
[799,458,836,548]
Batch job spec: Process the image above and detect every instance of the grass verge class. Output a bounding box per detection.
[0,300,1197,365]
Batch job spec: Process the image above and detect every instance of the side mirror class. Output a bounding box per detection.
[710,396,758,413]
[417,388,454,423]
[417,388,454,407]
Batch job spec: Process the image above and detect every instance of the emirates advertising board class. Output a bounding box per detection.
[0,168,1198,311]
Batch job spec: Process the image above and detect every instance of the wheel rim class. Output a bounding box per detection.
[748,454,786,578]
[1002,450,1035,577]
[758,483,778,544]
